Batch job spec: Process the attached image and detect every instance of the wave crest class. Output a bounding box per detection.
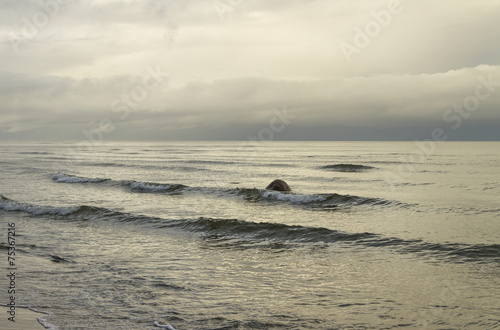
[236,188,392,208]
[53,173,109,183]
[51,173,403,208]
[53,173,186,194]
[0,195,80,216]
[173,217,375,244]
[123,180,186,193]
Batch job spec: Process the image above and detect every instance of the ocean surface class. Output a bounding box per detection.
[0,141,499,329]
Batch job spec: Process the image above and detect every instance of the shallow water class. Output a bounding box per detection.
[1,141,499,329]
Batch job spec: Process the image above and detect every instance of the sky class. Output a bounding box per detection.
[1,0,499,141]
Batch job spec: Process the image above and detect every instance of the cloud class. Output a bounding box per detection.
[1,64,498,140]
[1,0,499,140]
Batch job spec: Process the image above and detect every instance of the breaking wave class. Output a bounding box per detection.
[51,173,395,209]
[0,195,80,216]
[53,173,186,194]
[235,188,394,208]
[53,173,109,183]
[122,180,186,193]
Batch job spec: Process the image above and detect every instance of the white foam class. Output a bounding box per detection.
[53,173,106,183]
[261,190,326,204]
[128,181,171,191]
[0,196,79,216]
[153,321,177,329]
[0,305,57,330]
[37,317,58,330]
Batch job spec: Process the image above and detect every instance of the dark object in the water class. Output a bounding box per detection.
[51,254,71,263]
[266,179,291,192]
[320,164,375,172]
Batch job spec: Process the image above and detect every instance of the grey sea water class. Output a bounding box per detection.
[1,141,499,329]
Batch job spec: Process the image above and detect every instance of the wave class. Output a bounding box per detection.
[122,180,186,193]
[52,173,398,209]
[236,188,327,204]
[84,162,127,167]
[320,164,375,172]
[165,217,377,244]
[53,173,110,183]
[1,195,498,264]
[79,161,211,172]
[0,195,80,216]
[388,182,434,187]
[186,160,238,165]
[235,188,393,208]
[53,173,186,194]
[166,218,500,263]
[18,151,52,155]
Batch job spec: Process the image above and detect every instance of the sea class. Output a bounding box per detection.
[0,140,499,329]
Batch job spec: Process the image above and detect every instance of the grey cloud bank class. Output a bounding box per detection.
[1,0,499,141]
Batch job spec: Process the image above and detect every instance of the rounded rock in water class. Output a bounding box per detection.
[265,179,291,191]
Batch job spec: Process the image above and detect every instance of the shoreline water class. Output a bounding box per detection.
[0,306,46,329]
[0,141,498,329]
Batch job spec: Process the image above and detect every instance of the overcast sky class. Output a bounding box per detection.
[1,0,499,141]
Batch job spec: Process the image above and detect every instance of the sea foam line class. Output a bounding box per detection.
[51,173,397,208]
[261,190,326,203]
[0,195,79,216]
[53,173,185,193]
[154,321,177,329]
[52,173,109,183]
